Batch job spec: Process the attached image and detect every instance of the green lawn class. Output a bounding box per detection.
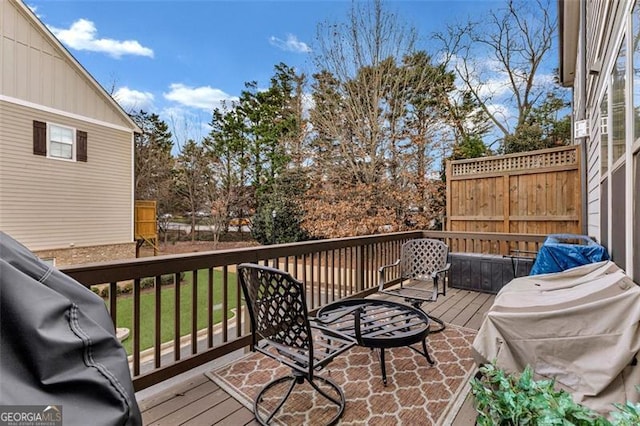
[114,271,239,354]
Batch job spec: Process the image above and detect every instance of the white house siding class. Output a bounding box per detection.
[586,108,601,241]
[580,0,625,243]
[0,101,133,251]
[0,0,138,261]
[0,0,131,129]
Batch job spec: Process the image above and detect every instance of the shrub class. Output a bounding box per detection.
[120,282,133,294]
[471,363,640,426]
[139,273,183,287]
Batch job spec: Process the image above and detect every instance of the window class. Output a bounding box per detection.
[611,37,626,165]
[634,1,640,143]
[611,164,626,269]
[600,93,608,175]
[40,257,56,267]
[32,120,87,162]
[635,152,639,283]
[49,124,74,160]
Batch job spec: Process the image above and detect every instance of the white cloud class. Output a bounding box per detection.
[163,83,237,111]
[486,103,515,134]
[269,34,311,53]
[27,4,42,18]
[536,72,557,87]
[49,19,153,59]
[477,75,512,99]
[113,87,154,112]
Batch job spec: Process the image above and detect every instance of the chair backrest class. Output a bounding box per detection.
[238,263,312,350]
[399,239,449,281]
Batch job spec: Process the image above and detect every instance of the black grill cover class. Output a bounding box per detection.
[0,232,141,425]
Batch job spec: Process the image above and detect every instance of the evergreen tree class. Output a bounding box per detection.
[131,111,175,213]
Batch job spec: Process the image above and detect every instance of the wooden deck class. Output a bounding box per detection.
[137,287,495,425]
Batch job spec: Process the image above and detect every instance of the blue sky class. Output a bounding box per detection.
[29,0,537,143]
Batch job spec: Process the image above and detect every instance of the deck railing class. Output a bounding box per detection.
[60,230,545,391]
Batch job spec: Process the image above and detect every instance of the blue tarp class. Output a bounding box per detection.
[529,234,610,275]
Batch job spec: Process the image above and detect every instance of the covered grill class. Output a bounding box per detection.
[473,261,640,413]
[0,232,141,425]
[530,234,609,275]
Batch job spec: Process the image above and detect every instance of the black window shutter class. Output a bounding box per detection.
[33,121,47,156]
[77,130,87,162]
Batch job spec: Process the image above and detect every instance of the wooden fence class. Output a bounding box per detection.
[134,200,158,256]
[445,146,581,242]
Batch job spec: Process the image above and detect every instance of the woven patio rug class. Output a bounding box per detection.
[206,324,477,425]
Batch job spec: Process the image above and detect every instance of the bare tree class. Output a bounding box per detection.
[311,0,430,185]
[435,0,556,148]
[303,0,459,237]
[174,140,209,242]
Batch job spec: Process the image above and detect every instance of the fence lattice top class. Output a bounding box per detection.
[451,146,578,177]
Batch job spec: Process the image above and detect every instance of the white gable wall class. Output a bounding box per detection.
[0,0,134,129]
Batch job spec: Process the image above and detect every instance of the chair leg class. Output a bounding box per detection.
[426,314,445,333]
[253,373,346,426]
[406,339,435,366]
[379,348,388,386]
[307,376,346,408]
[255,376,298,425]
[410,301,446,333]
[421,338,435,365]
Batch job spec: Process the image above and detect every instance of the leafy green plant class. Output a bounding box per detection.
[610,393,640,425]
[471,363,608,425]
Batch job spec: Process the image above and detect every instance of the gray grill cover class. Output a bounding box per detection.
[0,232,141,425]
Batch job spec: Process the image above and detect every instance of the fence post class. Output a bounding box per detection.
[445,160,451,231]
[501,174,511,255]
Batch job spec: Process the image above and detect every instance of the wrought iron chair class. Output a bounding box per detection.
[237,263,356,426]
[378,238,451,332]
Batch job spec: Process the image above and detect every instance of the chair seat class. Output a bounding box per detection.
[256,323,355,376]
[380,279,439,303]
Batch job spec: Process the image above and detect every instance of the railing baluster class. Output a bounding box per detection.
[302,254,308,303]
[359,245,363,292]
[133,278,141,377]
[311,253,317,308]
[349,246,354,295]
[174,272,181,362]
[331,249,335,302]
[235,272,241,338]
[222,266,228,343]
[371,243,376,285]
[208,268,214,348]
[191,270,197,355]
[154,275,162,369]
[345,247,350,296]
[109,282,117,325]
